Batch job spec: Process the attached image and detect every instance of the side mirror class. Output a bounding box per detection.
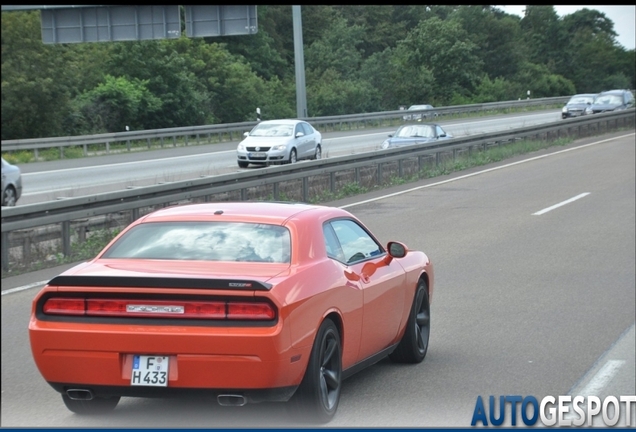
[243,132,249,137]
[295,132,304,138]
[387,241,407,258]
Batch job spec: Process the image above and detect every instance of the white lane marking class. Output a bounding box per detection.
[5,132,632,295]
[563,360,626,421]
[577,360,625,396]
[532,193,590,216]
[1,280,48,296]
[340,133,633,209]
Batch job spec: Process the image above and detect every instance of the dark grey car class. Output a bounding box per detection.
[586,89,635,114]
[1,157,23,206]
[561,93,596,119]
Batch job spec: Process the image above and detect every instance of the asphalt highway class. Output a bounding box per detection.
[2,131,634,427]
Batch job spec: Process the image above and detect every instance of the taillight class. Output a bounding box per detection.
[42,297,275,320]
[227,302,276,320]
[87,299,225,319]
[43,298,85,315]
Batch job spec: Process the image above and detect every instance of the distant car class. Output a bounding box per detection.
[1,157,22,206]
[28,201,434,423]
[236,119,322,168]
[561,93,596,119]
[381,124,453,149]
[585,89,635,115]
[402,104,438,121]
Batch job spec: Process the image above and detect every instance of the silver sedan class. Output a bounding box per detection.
[1,157,22,206]
[237,119,322,168]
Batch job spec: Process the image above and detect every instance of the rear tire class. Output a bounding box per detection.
[313,145,322,160]
[287,318,342,424]
[62,394,120,415]
[389,279,430,363]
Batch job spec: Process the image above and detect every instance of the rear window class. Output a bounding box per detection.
[102,222,291,263]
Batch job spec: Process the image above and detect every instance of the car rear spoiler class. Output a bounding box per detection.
[47,275,272,291]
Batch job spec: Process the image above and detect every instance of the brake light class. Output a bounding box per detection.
[227,302,276,320]
[42,297,275,320]
[43,298,85,315]
[87,299,225,319]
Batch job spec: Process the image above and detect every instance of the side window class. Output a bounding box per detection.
[301,122,314,136]
[295,124,304,137]
[323,223,346,262]
[436,125,445,137]
[329,219,383,264]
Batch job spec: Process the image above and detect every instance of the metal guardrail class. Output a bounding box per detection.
[0,97,569,157]
[2,108,633,271]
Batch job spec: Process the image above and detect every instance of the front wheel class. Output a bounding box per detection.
[288,148,298,164]
[389,279,430,363]
[2,187,17,206]
[287,318,342,424]
[237,161,249,168]
[62,394,120,415]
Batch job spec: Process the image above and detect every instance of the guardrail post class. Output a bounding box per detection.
[83,144,87,156]
[355,167,360,184]
[273,183,279,200]
[147,138,151,149]
[436,151,441,167]
[76,219,89,243]
[377,162,383,185]
[302,177,309,202]
[62,221,71,257]
[330,172,335,193]
[1,232,9,271]
[132,208,140,222]
[241,188,247,201]
[59,146,64,159]
[398,159,404,178]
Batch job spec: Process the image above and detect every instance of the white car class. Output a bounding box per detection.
[402,104,438,121]
[237,119,322,168]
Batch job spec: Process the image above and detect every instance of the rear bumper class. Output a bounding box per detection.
[29,320,311,395]
[48,382,297,403]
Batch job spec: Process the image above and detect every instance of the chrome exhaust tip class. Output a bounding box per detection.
[217,394,247,407]
[66,389,94,401]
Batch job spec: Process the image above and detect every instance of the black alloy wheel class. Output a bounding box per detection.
[287,318,342,424]
[389,279,430,363]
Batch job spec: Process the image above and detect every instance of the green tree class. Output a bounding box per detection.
[70,75,161,134]
[398,16,482,102]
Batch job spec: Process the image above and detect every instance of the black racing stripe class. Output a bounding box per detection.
[47,275,272,291]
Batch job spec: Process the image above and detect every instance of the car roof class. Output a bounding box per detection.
[570,93,597,97]
[598,89,629,95]
[256,119,303,125]
[408,104,432,109]
[137,202,347,225]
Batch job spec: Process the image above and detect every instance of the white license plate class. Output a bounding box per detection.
[249,152,267,158]
[131,355,169,387]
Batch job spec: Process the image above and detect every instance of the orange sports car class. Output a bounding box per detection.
[29,202,434,423]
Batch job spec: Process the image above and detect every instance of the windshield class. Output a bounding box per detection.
[407,105,431,111]
[395,125,435,138]
[102,222,291,263]
[594,95,623,105]
[568,96,594,105]
[249,123,293,137]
